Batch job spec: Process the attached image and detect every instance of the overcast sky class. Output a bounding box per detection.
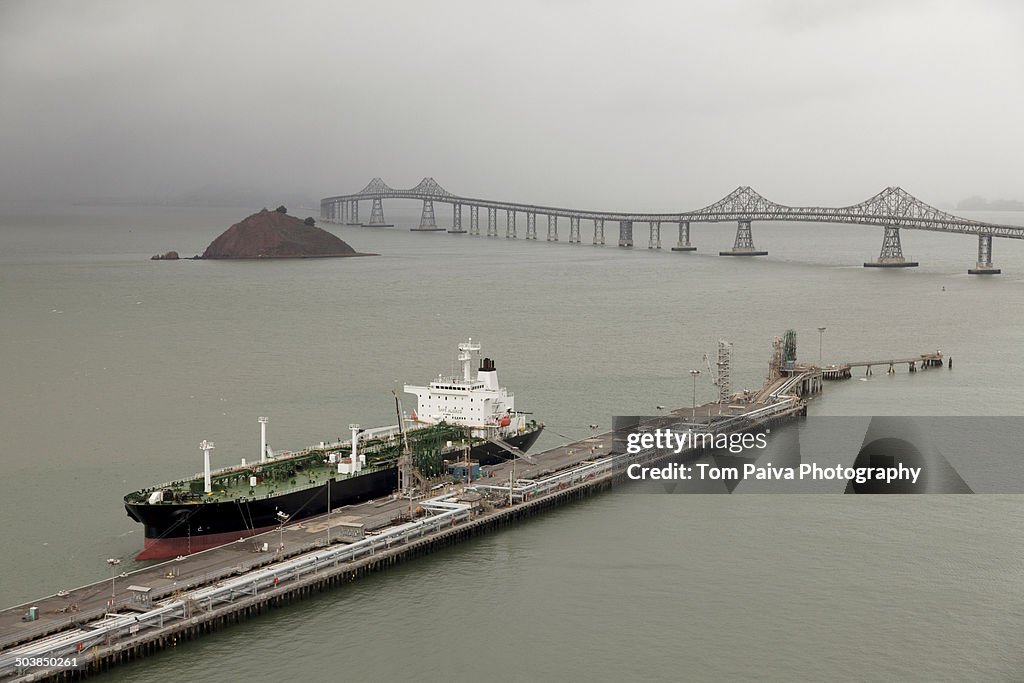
[1,0,1022,209]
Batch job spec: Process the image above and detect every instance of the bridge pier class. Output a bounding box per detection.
[487,208,497,237]
[671,220,696,251]
[968,233,1000,274]
[506,210,517,238]
[342,201,349,224]
[593,218,605,245]
[864,226,917,267]
[448,203,466,233]
[618,220,633,247]
[547,215,559,241]
[365,198,393,227]
[526,212,537,240]
[648,221,661,249]
[469,206,480,236]
[411,199,444,231]
[720,220,767,256]
[569,216,580,243]
[347,200,360,225]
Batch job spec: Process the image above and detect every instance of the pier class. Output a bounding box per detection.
[0,350,947,681]
[321,178,1024,273]
[821,351,946,379]
[0,404,802,680]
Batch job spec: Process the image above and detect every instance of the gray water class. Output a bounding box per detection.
[2,202,1024,680]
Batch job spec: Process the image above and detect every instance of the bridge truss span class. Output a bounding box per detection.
[688,185,1024,238]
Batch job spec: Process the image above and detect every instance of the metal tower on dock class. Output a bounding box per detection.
[716,341,732,403]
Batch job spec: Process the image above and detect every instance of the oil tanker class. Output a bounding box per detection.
[124,340,543,560]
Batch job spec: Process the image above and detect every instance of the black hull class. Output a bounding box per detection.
[125,427,543,550]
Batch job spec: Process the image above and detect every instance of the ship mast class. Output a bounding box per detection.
[458,337,481,381]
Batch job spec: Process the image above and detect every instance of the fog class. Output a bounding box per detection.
[1,0,1022,209]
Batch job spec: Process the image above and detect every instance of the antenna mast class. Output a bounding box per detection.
[457,337,481,381]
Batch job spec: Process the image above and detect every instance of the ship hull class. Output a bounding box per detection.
[126,427,543,560]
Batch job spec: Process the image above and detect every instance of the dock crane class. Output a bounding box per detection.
[703,352,718,388]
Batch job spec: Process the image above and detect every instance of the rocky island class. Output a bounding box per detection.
[200,206,373,259]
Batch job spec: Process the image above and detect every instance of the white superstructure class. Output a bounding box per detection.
[404,338,528,439]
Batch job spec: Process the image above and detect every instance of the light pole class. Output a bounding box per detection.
[276,510,289,550]
[689,370,701,418]
[106,557,121,610]
[817,327,827,365]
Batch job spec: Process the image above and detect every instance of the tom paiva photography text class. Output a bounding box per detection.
[626,462,922,484]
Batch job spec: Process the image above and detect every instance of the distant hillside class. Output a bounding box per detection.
[202,207,370,259]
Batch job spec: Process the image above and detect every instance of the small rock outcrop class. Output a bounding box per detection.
[152,251,180,260]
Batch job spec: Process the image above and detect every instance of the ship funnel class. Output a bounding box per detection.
[478,357,499,391]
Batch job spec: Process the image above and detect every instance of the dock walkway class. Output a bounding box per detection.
[821,351,946,379]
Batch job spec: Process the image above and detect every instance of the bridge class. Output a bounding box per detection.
[321,178,1024,274]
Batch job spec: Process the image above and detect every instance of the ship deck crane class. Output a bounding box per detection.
[392,390,430,495]
[703,353,718,387]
